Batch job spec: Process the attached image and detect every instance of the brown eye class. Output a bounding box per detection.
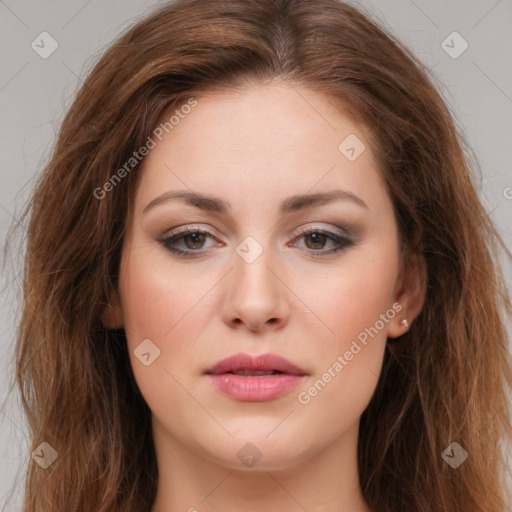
[291,228,355,259]
[159,228,218,256]
[160,226,354,259]
[183,232,207,249]
[303,232,328,250]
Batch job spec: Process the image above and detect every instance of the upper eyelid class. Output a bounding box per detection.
[293,223,349,238]
[163,223,348,238]
[164,224,204,235]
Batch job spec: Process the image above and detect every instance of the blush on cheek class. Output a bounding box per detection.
[119,260,216,366]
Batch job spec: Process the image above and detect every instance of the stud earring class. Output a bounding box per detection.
[400,319,409,328]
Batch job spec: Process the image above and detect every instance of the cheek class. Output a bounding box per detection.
[119,247,213,346]
[296,250,399,350]
[117,250,215,397]
[293,248,398,413]
[117,252,212,424]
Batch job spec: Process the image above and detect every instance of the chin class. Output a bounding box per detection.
[197,429,315,472]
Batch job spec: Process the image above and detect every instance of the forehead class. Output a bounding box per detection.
[134,82,387,214]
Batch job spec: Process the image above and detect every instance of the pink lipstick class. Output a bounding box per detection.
[205,352,307,402]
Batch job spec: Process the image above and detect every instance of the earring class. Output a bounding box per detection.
[400,319,409,328]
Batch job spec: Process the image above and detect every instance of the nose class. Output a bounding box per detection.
[219,248,290,333]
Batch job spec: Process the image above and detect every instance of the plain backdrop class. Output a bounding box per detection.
[1,0,511,510]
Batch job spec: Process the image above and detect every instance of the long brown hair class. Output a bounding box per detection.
[8,0,512,510]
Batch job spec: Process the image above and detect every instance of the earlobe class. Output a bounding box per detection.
[100,289,124,329]
[388,252,427,339]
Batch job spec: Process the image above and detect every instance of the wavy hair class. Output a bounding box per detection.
[8,0,512,510]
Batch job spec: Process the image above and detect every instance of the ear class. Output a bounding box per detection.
[387,251,427,339]
[100,288,124,329]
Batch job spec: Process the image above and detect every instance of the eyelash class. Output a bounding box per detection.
[158,226,355,259]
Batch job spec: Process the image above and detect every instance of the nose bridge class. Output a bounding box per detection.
[219,234,289,331]
[232,235,279,305]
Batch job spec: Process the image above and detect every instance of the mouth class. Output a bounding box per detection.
[205,352,307,376]
[204,352,307,402]
[221,370,285,376]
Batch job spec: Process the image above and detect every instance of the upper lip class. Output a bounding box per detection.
[205,352,307,376]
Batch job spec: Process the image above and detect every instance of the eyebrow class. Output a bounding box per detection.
[142,189,369,215]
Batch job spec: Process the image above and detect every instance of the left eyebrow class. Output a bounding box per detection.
[142,189,369,215]
[279,190,369,214]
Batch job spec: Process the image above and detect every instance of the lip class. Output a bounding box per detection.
[205,352,307,402]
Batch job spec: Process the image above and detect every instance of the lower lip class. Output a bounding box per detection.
[206,373,306,401]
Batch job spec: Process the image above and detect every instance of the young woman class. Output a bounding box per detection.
[12,0,512,510]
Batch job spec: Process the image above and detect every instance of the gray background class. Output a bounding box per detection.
[1,0,511,509]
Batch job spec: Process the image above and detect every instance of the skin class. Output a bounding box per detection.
[104,79,426,512]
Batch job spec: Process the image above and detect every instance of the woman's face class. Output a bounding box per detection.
[112,81,414,471]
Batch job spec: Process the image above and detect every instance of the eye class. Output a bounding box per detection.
[159,226,220,256]
[158,224,355,258]
[290,226,354,258]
